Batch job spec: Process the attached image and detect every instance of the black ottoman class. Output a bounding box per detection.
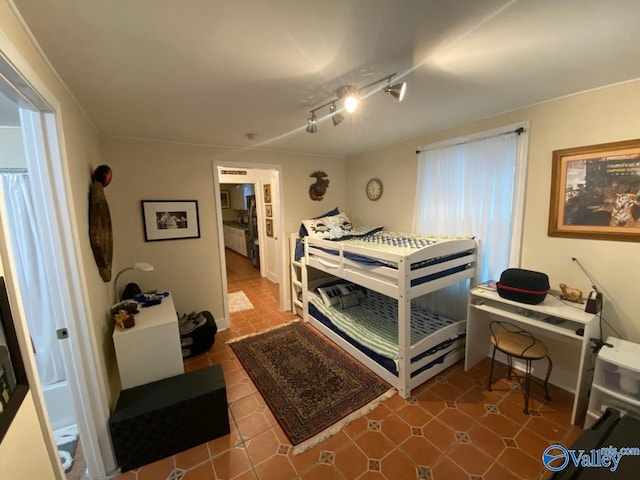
[109,364,229,472]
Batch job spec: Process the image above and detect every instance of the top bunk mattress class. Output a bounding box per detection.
[298,228,475,266]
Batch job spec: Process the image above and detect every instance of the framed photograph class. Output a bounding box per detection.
[141,200,200,241]
[0,277,29,443]
[265,218,273,237]
[265,204,272,218]
[548,139,640,242]
[263,184,271,203]
[220,190,230,209]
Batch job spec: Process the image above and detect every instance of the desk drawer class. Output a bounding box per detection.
[589,386,640,420]
[595,360,640,402]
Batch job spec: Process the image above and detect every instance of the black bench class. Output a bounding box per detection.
[109,364,229,472]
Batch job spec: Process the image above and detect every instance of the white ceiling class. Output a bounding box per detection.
[9,0,640,157]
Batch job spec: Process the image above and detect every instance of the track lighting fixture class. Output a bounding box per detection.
[305,72,406,133]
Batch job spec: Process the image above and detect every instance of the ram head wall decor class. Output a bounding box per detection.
[309,171,329,201]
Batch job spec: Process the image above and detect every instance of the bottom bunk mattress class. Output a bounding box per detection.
[307,285,465,378]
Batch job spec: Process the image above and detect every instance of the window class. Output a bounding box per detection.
[413,125,528,283]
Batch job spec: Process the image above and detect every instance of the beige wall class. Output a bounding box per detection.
[101,138,346,325]
[347,79,640,342]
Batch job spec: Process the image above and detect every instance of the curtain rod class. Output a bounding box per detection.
[415,127,524,154]
[0,167,28,173]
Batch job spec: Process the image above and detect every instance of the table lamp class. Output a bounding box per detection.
[113,262,154,302]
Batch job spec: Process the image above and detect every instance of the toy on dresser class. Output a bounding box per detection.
[559,283,584,303]
[114,310,135,329]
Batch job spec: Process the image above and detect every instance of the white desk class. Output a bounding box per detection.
[112,293,184,389]
[465,287,599,424]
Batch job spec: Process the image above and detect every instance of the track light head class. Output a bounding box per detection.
[305,73,406,134]
[329,103,344,126]
[384,82,407,102]
[306,112,317,133]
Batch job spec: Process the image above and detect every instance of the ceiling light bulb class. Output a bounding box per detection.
[344,95,358,113]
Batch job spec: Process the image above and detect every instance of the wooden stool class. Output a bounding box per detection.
[487,321,552,414]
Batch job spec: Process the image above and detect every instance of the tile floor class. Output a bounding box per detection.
[109,251,581,480]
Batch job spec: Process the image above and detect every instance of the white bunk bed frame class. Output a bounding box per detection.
[300,235,477,398]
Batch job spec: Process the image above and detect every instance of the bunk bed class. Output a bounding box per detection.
[294,221,477,398]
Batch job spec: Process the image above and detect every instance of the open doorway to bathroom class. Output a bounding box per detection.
[0,47,113,478]
[0,85,86,479]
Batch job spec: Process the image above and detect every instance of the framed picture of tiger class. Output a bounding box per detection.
[548,139,640,242]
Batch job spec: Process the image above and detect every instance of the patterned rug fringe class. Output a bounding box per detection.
[226,319,300,344]
[292,388,396,455]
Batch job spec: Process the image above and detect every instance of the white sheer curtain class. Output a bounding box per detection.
[0,171,66,385]
[412,132,519,318]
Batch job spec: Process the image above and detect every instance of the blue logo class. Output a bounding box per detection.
[543,445,569,471]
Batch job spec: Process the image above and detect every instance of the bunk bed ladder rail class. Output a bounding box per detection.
[397,256,412,398]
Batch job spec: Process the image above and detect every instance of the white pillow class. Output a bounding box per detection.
[338,283,367,300]
[317,285,343,307]
[339,291,361,309]
[302,213,353,239]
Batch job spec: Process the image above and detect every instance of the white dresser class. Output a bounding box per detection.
[112,293,184,389]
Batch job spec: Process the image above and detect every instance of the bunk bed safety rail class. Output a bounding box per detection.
[405,237,476,264]
[305,236,403,265]
[408,323,466,371]
[408,251,476,283]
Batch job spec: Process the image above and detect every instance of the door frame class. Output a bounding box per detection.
[212,161,289,329]
[0,35,114,478]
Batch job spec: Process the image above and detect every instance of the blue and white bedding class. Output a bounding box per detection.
[308,286,461,362]
[295,212,472,266]
[295,229,469,262]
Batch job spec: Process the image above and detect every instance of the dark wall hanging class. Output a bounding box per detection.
[89,165,113,282]
[309,171,329,201]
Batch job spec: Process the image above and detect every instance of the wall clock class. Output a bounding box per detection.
[366,178,383,201]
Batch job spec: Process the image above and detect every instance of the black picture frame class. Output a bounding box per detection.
[220,191,230,209]
[141,200,201,241]
[0,277,29,443]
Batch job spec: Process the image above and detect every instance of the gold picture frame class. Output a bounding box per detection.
[265,218,273,237]
[548,139,640,242]
[263,184,271,203]
[265,204,272,218]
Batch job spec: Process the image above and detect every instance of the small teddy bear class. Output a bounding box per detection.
[559,283,584,304]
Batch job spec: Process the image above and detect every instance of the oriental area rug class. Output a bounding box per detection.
[229,321,393,454]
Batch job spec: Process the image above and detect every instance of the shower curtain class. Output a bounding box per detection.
[0,171,66,385]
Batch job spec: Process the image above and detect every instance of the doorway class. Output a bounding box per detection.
[213,163,290,330]
[0,50,113,478]
[219,182,261,283]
